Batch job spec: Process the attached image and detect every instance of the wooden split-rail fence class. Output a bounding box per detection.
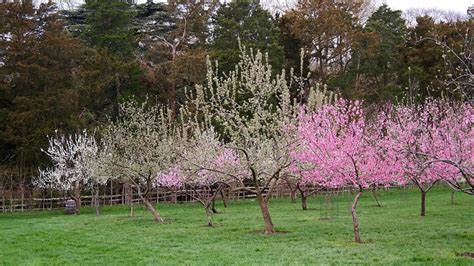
[0,184,368,213]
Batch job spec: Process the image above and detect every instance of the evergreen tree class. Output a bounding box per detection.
[0,1,87,166]
[82,0,136,56]
[287,0,363,84]
[79,0,145,117]
[335,5,407,102]
[276,12,305,76]
[402,17,472,100]
[210,1,284,74]
[62,1,215,111]
[137,0,217,116]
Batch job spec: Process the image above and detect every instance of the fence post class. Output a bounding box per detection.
[109,181,113,206]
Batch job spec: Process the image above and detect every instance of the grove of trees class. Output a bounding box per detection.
[0,0,472,243]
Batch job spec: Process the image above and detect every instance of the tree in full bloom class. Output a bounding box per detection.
[181,48,333,234]
[383,100,473,216]
[292,100,402,243]
[430,102,473,195]
[37,130,109,215]
[157,130,248,227]
[100,99,181,222]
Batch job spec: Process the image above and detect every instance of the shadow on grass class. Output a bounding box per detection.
[457,252,474,259]
[248,229,289,236]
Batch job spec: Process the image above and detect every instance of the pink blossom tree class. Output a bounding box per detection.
[292,100,402,243]
[423,101,473,195]
[382,100,471,216]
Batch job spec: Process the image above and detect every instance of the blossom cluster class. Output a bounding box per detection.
[291,99,473,193]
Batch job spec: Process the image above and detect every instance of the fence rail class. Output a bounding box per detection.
[0,184,416,213]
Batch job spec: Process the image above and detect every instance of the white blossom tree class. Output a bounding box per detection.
[181,48,332,234]
[100,99,181,222]
[37,130,108,215]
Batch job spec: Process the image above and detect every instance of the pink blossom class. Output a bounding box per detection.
[291,99,403,191]
[383,99,473,193]
[155,167,184,189]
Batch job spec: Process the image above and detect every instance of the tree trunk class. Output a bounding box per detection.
[123,181,132,205]
[420,190,426,216]
[26,184,33,211]
[301,192,307,210]
[73,185,81,215]
[205,205,213,227]
[94,184,101,216]
[297,184,307,210]
[372,188,382,207]
[220,190,228,208]
[290,188,297,203]
[20,184,24,212]
[172,191,177,204]
[211,198,218,213]
[170,52,178,118]
[256,193,275,234]
[351,190,363,243]
[123,181,134,216]
[141,196,163,222]
[170,84,177,118]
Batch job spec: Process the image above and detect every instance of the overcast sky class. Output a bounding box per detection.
[383,0,472,13]
[40,0,474,15]
[254,0,472,14]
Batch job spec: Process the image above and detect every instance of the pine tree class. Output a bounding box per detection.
[210,1,284,74]
[137,0,218,116]
[78,0,145,118]
[0,1,87,166]
[336,5,407,102]
[82,0,136,56]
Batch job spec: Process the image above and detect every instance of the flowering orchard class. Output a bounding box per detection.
[38,49,473,243]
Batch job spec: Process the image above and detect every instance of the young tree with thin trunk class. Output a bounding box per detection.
[383,99,466,216]
[292,100,402,243]
[157,130,247,227]
[100,99,180,222]
[286,167,323,210]
[37,130,108,215]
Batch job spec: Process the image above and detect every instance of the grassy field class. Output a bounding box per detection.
[0,187,473,265]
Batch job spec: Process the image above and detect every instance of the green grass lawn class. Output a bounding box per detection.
[0,187,473,265]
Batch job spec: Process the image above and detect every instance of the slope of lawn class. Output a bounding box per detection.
[0,186,473,265]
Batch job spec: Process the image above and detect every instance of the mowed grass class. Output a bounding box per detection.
[0,187,472,265]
